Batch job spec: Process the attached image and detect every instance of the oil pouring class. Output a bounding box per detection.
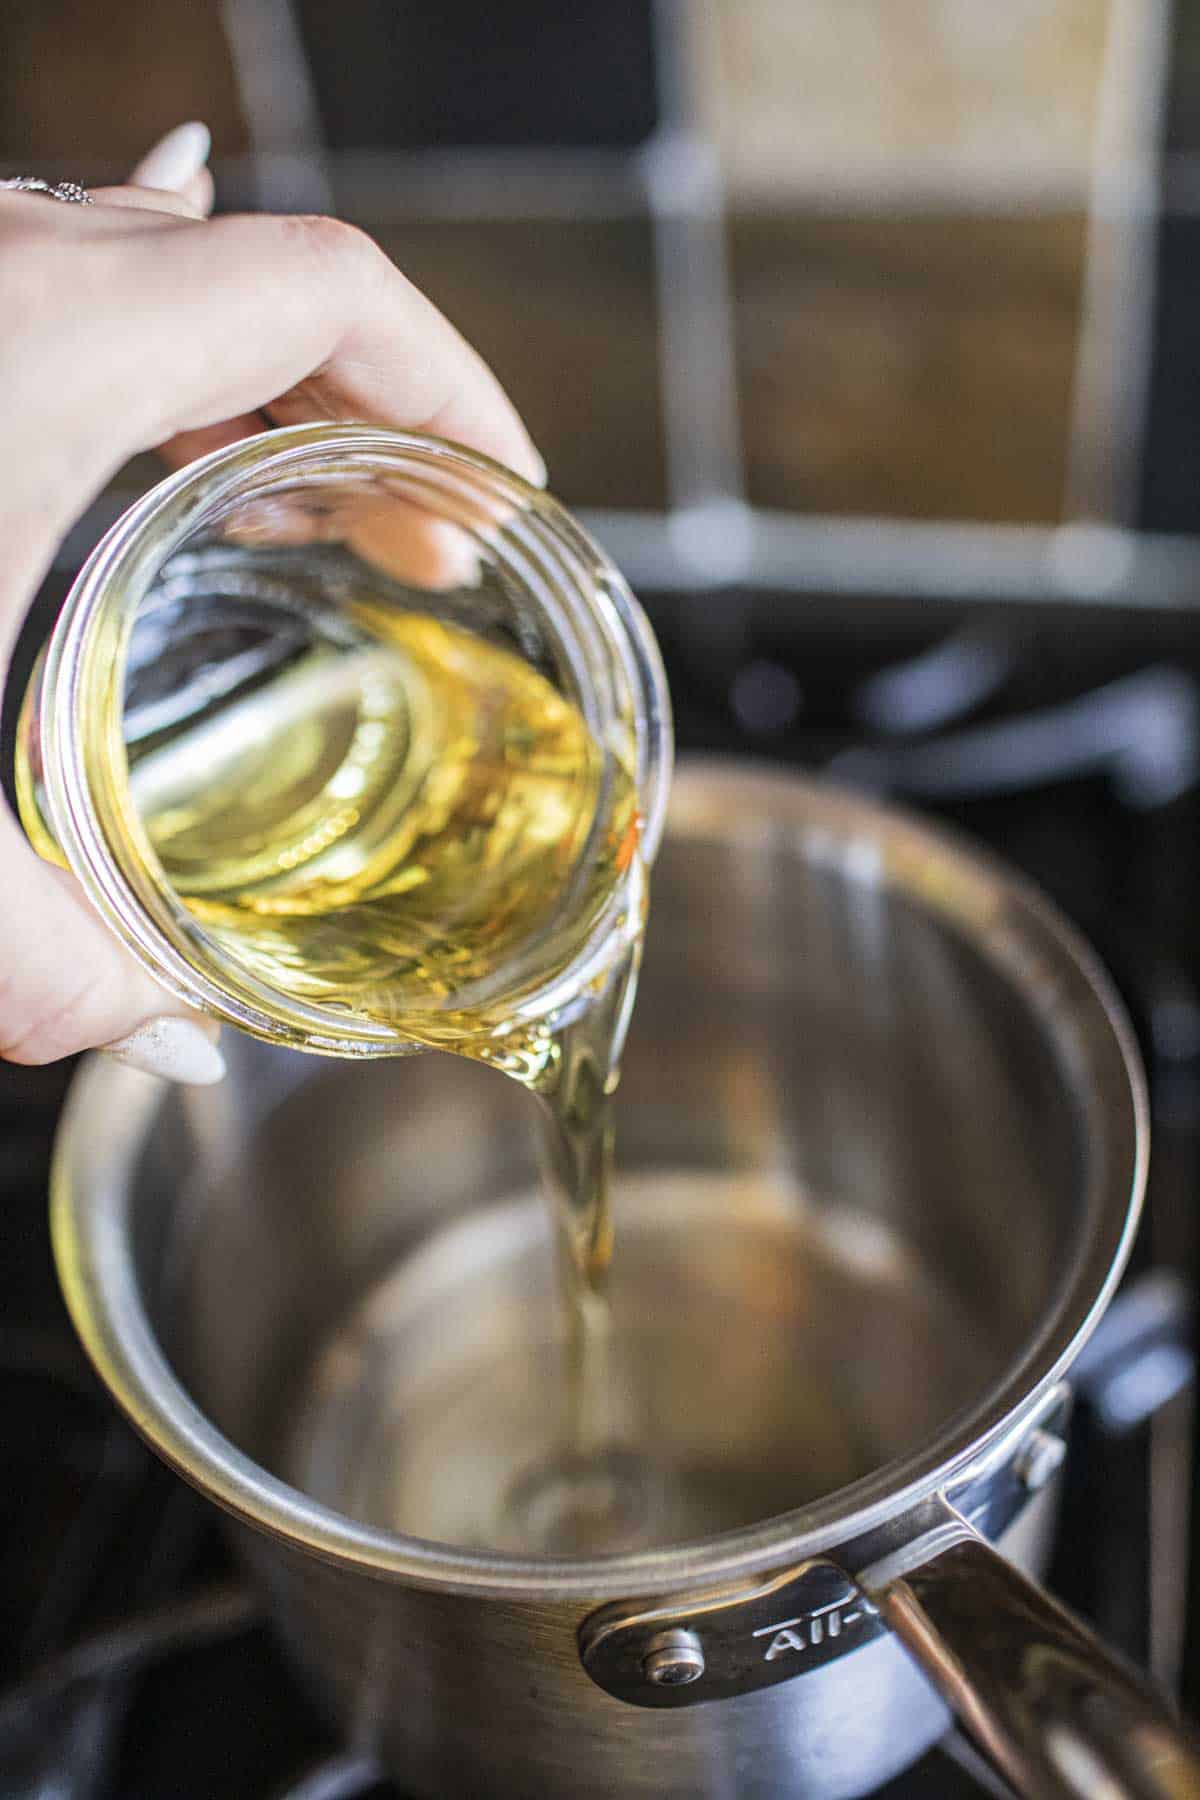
[17,425,671,1549]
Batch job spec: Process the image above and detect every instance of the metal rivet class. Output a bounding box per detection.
[642,1628,705,1686]
[1015,1427,1068,1493]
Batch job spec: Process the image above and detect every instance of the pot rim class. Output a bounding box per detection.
[51,758,1148,1601]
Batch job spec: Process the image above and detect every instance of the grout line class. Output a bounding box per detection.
[578,506,1200,611]
[221,145,652,220]
[646,0,749,552]
[218,147,1102,221]
[0,151,1137,221]
[1062,0,1175,525]
[56,485,1200,612]
[218,0,333,213]
[333,146,648,221]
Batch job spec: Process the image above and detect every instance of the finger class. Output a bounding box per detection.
[0,809,218,1068]
[104,212,546,486]
[88,121,215,223]
[129,121,212,204]
[127,165,213,218]
[264,291,549,486]
[218,487,482,590]
[88,120,216,226]
[139,160,215,219]
[89,184,209,222]
[156,413,271,469]
[342,496,481,590]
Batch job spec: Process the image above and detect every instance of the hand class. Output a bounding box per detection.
[0,123,544,1081]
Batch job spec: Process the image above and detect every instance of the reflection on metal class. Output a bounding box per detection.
[878,1527,1200,1800]
[831,668,1200,808]
[273,1754,384,1800]
[0,1584,257,1733]
[729,658,804,734]
[1075,1274,1196,1694]
[854,629,1016,735]
[1074,1270,1194,1434]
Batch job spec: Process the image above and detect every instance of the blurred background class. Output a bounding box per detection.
[4,3,1200,1796]
[6,1,1200,746]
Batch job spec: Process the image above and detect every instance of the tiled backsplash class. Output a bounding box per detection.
[0,0,248,163]
[731,214,1086,521]
[705,0,1110,201]
[0,1,1139,537]
[363,219,667,512]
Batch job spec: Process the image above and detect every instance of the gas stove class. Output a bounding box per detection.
[1,619,1197,1800]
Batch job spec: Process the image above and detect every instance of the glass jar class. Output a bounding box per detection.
[17,424,671,1059]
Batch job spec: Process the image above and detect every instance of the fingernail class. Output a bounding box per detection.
[528,448,549,489]
[103,1015,226,1085]
[132,121,211,193]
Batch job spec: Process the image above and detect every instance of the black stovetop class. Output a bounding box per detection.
[3,605,1199,1799]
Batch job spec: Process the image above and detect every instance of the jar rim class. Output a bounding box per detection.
[40,423,673,1054]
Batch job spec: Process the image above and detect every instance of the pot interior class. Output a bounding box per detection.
[118,769,1129,1559]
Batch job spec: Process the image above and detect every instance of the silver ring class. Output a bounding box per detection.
[0,176,92,205]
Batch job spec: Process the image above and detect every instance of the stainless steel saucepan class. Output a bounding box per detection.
[52,761,1200,1798]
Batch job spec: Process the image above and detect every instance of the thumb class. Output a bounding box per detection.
[0,809,224,1081]
[92,121,215,220]
[2,119,223,1081]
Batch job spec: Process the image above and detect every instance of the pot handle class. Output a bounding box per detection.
[863,1507,1200,1800]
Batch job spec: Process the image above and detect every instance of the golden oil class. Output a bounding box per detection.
[19,604,641,1061]
[18,600,648,1546]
